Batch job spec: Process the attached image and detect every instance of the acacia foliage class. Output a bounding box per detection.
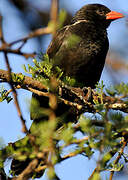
[0,54,128,179]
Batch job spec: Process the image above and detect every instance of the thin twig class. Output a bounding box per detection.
[0,24,51,58]
[3,53,29,134]
[109,139,128,180]
[16,159,39,180]
[0,14,6,44]
[50,0,59,36]
[0,48,36,58]
[62,152,79,160]
[8,27,51,47]
[88,167,98,180]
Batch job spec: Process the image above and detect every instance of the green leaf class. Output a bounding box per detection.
[95,81,105,104]
[0,88,13,103]
[107,163,123,172]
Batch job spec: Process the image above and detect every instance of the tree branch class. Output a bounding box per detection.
[1,69,128,115]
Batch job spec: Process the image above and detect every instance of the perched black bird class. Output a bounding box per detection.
[47,4,123,88]
[11,4,124,178]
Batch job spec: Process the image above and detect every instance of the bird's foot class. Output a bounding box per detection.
[82,87,92,102]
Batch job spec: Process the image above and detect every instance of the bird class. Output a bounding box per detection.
[11,3,124,178]
[47,3,123,88]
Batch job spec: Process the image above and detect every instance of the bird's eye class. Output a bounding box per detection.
[96,10,104,16]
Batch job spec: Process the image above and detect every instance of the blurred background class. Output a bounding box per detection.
[0,0,128,179]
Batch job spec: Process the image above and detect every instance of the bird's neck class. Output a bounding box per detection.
[72,18,109,30]
[71,20,107,39]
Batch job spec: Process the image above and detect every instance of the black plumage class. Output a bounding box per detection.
[11,4,124,177]
[47,4,111,88]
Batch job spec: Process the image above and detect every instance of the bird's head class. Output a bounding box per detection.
[72,4,124,28]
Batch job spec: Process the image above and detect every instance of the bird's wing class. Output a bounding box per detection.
[47,20,101,60]
[47,25,69,58]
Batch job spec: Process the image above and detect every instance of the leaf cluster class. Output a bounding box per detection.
[0,87,12,103]
[1,60,128,179]
[23,54,76,87]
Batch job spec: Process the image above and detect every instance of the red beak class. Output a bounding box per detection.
[106,11,124,20]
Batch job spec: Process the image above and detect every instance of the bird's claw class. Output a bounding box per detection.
[82,87,92,101]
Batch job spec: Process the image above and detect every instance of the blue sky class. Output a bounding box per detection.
[0,0,128,179]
